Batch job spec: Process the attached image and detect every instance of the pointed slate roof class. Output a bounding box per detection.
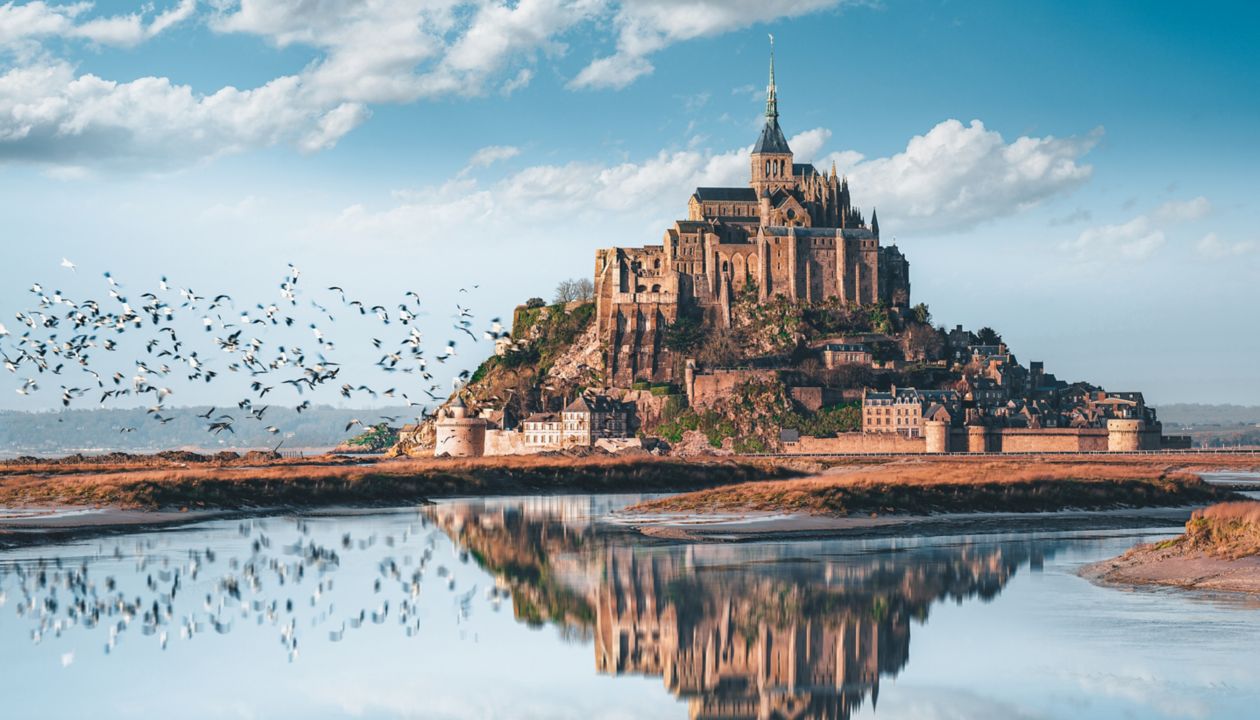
[753,117,792,155]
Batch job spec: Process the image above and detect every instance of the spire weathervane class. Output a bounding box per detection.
[766,34,778,120]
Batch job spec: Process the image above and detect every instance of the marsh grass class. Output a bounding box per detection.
[1184,501,1260,559]
[0,454,800,510]
[630,458,1245,516]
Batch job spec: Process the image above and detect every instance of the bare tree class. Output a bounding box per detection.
[553,277,595,304]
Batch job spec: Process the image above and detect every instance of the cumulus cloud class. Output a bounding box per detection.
[1154,195,1210,222]
[0,0,608,168]
[825,119,1099,233]
[1196,232,1255,258]
[1065,194,1220,263]
[1063,215,1165,262]
[0,0,195,50]
[0,61,369,168]
[336,122,1092,245]
[570,0,848,89]
[212,0,602,104]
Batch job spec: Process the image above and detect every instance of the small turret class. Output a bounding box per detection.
[871,208,880,238]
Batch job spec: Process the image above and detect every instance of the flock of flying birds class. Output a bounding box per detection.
[0,513,507,663]
[2,259,511,438]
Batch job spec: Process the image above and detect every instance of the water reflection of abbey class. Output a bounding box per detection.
[431,497,1044,720]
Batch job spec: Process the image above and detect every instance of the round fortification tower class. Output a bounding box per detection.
[1107,418,1144,453]
[924,420,949,454]
[966,425,989,454]
[434,397,486,457]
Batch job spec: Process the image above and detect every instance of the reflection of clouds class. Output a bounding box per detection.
[848,685,1047,720]
[1068,671,1212,720]
[311,675,679,720]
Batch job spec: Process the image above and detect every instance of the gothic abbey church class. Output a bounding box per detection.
[594,47,912,386]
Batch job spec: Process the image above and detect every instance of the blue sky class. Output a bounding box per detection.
[1,0,1258,413]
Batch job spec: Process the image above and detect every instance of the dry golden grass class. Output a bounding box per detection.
[0,453,798,510]
[630,457,1246,516]
[1183,501,1260,559]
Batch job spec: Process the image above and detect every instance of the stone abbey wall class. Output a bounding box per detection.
[783,432,927,454]
[783,421,1164,455]
[687,368,777,409]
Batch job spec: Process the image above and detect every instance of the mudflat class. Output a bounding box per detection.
[1082,500,1260,595]
[1082,546,1260,595]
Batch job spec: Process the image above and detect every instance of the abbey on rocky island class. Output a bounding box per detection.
[594,44,910,387]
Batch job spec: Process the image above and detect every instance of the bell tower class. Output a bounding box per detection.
[750,35,793,200]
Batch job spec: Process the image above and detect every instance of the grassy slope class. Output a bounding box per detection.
[1171,501,1260,559]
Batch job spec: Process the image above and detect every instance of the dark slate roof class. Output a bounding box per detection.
[676,220,709,232]
[693,187,757,202]
[753,118,792,154]
[564,394,623,414]
[793,163,821,177]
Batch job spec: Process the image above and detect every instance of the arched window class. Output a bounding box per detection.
[636,284,647,292]
[722,260,730,273]
[764,160,770,175]
[651,284,661,293]
[653,258,661,269]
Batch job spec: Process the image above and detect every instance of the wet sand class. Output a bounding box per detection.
[609,505,1201,542]
[0,505,233,548]
[1081,545,1260,595]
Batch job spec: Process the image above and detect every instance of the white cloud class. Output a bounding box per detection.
[0,61,365,168]
[1196,232,1255,258]
[1065,194,1219,263]
[465,145,521,170]
[0,0,195,49]
[0,1,608,168]
[827,119,1098,233]
[1064,215,1165,262]
[336,122,1092,247]
[1154,195,1210,222]
[298,102,370,153]
[788,127,830,163]
[213,0,602,104]
[570,0,849,90]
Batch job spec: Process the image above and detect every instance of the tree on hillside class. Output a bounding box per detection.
[976,326,1003,346]
[697,327,743,368]
[911,302,932,325]
[900,323,945,362]
[663,312,705,353]
[553,278,594,304]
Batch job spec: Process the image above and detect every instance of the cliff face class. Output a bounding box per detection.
[392,301,603,454]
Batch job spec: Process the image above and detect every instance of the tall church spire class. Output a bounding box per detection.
[752,35,791,156]
[766,34,778,120]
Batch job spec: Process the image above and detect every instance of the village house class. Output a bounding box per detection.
[820,342,873,369]
[522,394,632,450]
[862,387,960,437]
[523,413,564,448]
[562,394,631,444]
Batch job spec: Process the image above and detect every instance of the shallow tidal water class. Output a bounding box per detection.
[1,494,1257,720]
